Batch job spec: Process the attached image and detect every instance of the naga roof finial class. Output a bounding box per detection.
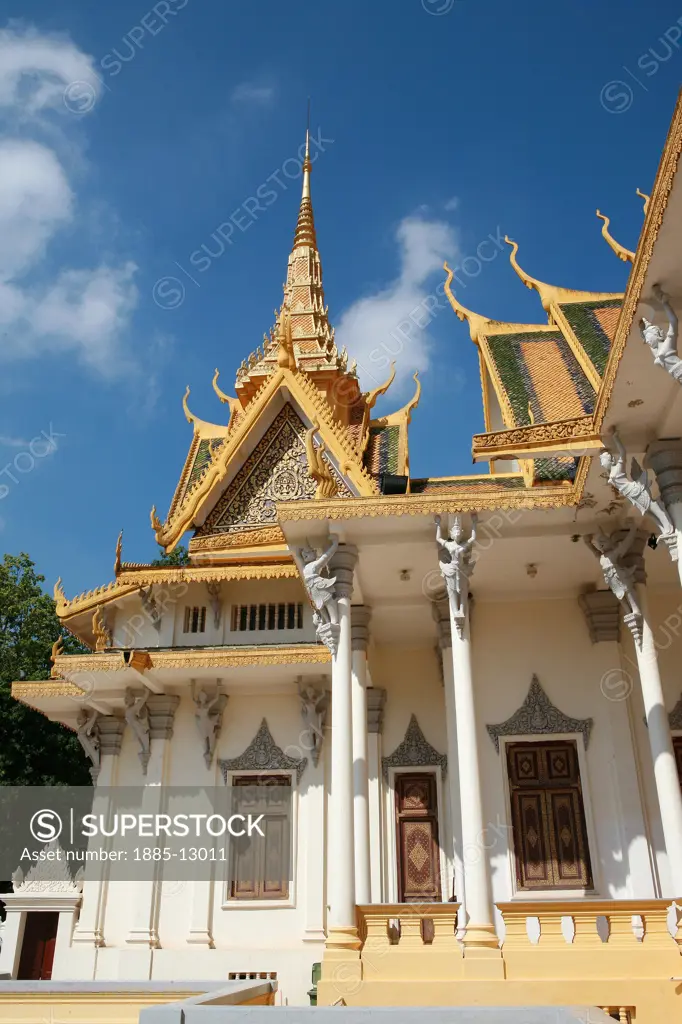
[276,306,297,370]
[114,530,123,575]
[636,188,650,215]
[596,210,634,263]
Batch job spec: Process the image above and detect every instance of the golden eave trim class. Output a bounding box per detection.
[12,680,87,701]
[472,416,602,462]
[57,562,299,620]
[596,210,635,263]
[276,483,581,521]
[50,644,329,675]
[593,89,682,430]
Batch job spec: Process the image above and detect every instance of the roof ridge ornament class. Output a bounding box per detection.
[596,210,635,263]
[505,235,623,311]
[636,187,650,215]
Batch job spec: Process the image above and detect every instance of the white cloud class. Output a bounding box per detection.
[336,215,459,393]
[0,24,101,116]
[444,196,459,212]
[0,139,72,278]
[229,82,274,106]
[0,25,137,376]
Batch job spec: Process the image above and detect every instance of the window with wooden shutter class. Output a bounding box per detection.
[506,740,593,891]
[228,775,292,901]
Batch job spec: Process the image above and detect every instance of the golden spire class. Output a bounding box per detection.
[595,210,634,263]
[292,114,317,251]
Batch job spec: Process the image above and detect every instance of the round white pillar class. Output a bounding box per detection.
[636,584,682,895]
[351,605,372,906]
[326,544,360,950]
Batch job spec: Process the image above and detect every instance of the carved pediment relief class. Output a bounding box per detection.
[196,404,350,536]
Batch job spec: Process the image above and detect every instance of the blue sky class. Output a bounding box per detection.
[1,0,681,597]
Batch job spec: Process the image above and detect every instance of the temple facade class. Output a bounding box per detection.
[5,98,682,1022]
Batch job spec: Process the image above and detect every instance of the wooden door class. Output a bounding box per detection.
[507,740,593,890]
[17,912,59,980]
[395,773,442,902]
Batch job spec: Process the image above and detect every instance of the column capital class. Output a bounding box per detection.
[330,544,358,601]
[351,605,371,651]
[98,715,125,756]
[366,687,386,734]
[578,589,621,643]
[646,438,682,506]
[147,694,181,740]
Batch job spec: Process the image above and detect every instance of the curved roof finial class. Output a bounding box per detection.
[636,188,650,215]
[400,371,422,425]
[596,210,634,263]
[212,368,241,426]
[443,262,495,342]
[276,306,297,370]
[364,362,396,410]
[505,236,545,296]
[114,530,123,575]
[182,385,195,425]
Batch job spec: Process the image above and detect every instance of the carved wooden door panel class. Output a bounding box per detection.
[395,773,442,902]
[506,740,593,890]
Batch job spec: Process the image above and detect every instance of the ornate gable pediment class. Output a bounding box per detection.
[196,403,350,537]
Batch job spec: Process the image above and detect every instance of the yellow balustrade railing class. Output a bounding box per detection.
[497,899,680,980]
[356,903,462,980]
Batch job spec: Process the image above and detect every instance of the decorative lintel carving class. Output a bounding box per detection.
[486,675,593,754]
[381,714,447,780]
[219,718,307,783]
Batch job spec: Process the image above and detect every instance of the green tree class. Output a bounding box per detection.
[151,544,190,566]
[0,553,91,786]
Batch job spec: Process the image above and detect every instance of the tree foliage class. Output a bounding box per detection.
[0,553,90,786]
[151,544,190,566]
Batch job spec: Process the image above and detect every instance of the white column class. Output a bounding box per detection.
[646,439,682,587]
[433,596,466,924]
[351,605,371,906]
[126,694,180,947]
[302,728,327,943]
[366,686,386,903]
[72,716,125,950]
[325,544,359,952]
[616,527,682,896]
[0,911,25,977]
[438,517,499,956]
[578,590,657,896]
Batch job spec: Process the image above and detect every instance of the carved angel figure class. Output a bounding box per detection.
[299,684,327,766]
[298,538,339,626]
[76,708,101,768]
[599,428,674,538]
[124,688,150,758]
[140,586,162,633]
[585,524,642,620]
[639,284,682,382]
[193,688,225,767]
[435,514,478,623]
